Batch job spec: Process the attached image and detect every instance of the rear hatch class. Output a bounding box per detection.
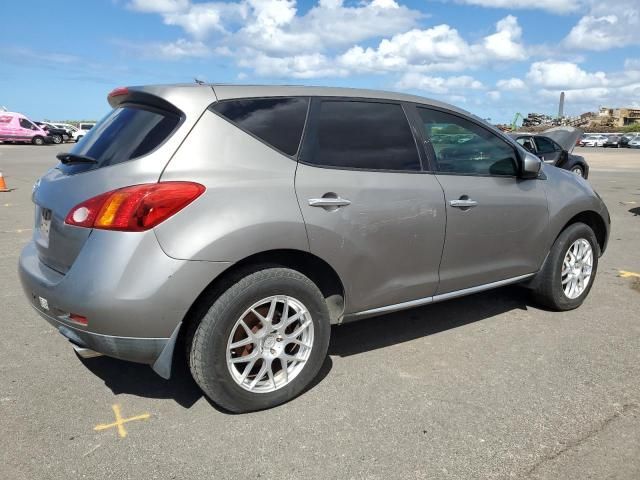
[32,85,217,274]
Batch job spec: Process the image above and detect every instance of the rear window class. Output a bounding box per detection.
[211,97,309,156]
[61,105,180,174]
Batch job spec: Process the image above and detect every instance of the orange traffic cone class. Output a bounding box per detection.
[0,171,10,192]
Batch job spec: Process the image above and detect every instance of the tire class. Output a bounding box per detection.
[189,268,331,413]
[571,165,584,177]
[531,222,599,311]
[31,136,45,146]
[51,134,62,144]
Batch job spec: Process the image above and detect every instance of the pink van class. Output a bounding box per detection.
[0,112,52,145]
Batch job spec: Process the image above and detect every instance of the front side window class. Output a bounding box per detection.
[534,136,560,154]
[19,118,37,130]
[307,100,420,171]
[417,107,517,176]
[211,97,309,156]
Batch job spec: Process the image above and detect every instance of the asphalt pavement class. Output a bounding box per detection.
[1,144,639,479]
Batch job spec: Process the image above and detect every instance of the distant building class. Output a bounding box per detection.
[597,107,640,127]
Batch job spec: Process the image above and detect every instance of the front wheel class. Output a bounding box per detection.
[571,165,584,177]
[31,136,45,145]
[51,134,62,144]
[189,268,331,413]
[531,222,599,311]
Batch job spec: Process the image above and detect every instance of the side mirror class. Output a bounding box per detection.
[520,151,542,179]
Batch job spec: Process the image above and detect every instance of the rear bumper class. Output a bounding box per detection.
[18,230,231,368]
[29,302,169,365]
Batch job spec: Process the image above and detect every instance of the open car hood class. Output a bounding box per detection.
[542,126,583,153]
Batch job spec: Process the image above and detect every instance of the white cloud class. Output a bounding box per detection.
[564,1,640,51]
[482,15,526,60]
[487,90,501,100]
[527,61,608,89]
[338,15,526,74]
[128,0,189,13]
[396,73,484,94]
[497,78,526,90]
[454,0,582,14]
[237,51,348,78]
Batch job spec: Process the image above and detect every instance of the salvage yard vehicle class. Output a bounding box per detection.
[603,135,622,148]
[0,112,52,145]
[72,122,95,142]
[620,133,640,148]
[580,134,607,147]
[19,84,610,413]
[629,137,640,149]
[510,127,589,178]
[34,122,67,144]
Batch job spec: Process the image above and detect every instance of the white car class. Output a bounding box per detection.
[629,138,640,149]
[73,122,96,142]
[580,135,608,147]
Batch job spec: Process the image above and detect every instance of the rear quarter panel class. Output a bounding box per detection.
[155,109,309,261]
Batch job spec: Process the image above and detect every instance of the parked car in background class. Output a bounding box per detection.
[73,122,96,142]
[629,137,640,149]
[34,122,67,144]
[603,135,622,148]
[580,135,608,147]
[0,112,52,145]
[620,133,640,148]
[19,84,610,413]
[53,123,79,138]
[510,127,589,178]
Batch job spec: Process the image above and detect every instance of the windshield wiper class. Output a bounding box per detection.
[56,152,98,165]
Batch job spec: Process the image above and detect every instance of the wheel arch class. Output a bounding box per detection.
[557,210,607,255]
[175,248,345,364]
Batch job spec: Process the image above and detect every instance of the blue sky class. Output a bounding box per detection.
[1,0,638,123]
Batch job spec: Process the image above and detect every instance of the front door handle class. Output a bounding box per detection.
[308,197,351,208]
[449,199,478,209]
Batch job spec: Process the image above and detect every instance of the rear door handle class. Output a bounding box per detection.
[308,197,351,208]
[449,199,478,209]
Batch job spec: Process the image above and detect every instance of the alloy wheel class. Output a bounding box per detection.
[561,238,593,299]
[226,295,314,393]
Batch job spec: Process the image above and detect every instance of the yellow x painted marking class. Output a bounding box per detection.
[619,270,640,279]
[94,404,150,438]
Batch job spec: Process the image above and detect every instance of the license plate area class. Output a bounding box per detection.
[39,207,52,247]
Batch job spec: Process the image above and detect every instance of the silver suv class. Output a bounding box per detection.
[19,84,610,412]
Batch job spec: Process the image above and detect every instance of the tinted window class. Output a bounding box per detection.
[534,136,560,154]
[19,118,37,130]
[417,108,517,176]
[212,97,308,156]
[62,105,180,174]
[308,101,420,171]
[516,137,536,153]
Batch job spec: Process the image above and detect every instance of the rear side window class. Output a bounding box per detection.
[211,97,309,156]
[306,100,420,171]
[63,105,180,173]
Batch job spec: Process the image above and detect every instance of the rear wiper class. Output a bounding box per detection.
[56,152,98,164]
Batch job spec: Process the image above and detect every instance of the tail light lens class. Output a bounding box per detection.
[65,182,205,231]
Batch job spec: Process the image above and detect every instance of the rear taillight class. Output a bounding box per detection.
[65,182,205,231]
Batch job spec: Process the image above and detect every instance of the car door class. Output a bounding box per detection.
[533,136,564,165]
[411,105,549,294]
[295,98,446,315]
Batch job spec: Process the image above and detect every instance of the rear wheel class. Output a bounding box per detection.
[31,136,45,146]
[189,268,331,413]
[531,222,599,311]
